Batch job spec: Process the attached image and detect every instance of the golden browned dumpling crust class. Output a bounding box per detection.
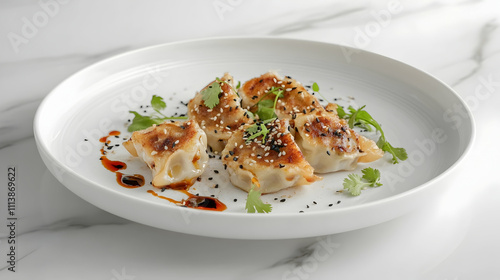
[123,120,208,189]
[221,118,320,194]
[188,73,253,153]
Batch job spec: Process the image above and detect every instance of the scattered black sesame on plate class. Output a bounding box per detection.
[280,198,286,202]
[233,199,237,202]
[328,204,333,207]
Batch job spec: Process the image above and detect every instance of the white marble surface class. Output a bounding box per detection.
[1,0,500,279]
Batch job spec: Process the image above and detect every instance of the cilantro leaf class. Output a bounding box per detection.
[361,167,382,187]
[128,111,162,132]
[201,81,222,109]
[343,174,365,196]
[343,168,382,196]
[151,95,166,111]
[236,81,241,90]
[245,184,272,213]
[253,87,283,121]
[378,139,408,164]
[338,105,407,164]
[127,95,187,132]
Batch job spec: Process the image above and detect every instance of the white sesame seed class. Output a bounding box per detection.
[151,151,157,155]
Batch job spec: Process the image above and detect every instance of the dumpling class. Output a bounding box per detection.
[239,71,324,119]
[122,120,208,189]
[188,73,253,153]
[293,104,383,173]
[221,118,320,194]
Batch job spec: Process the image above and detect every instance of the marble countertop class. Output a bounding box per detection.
[1,0,500,279]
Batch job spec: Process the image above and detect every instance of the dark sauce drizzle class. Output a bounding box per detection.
[99,130,226,211]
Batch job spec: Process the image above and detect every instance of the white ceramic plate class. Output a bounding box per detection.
[34,38,474,239]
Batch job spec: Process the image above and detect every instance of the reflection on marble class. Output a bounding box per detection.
[1,0,500,279]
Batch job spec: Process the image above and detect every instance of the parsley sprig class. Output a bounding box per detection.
[128,95,187,132]
[245,183,272,213]
[343,167,382,196]
[337,105,407,164]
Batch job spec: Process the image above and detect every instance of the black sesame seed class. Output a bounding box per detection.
[280,199,286,202]
[233,156,238,161]
[329,204,333,207]
[313,201,317,205]
[326,151,331,156]
[337,200,341,204]
[214,170,219,174]
[208,177,213,180]
[234,199,237,202]
[299,211,304,213]
[239,165,243,169]
[214,184,219,188]
[279,164,285,168]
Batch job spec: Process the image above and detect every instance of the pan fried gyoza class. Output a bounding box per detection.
[123,120,208,189]
[293,104,383,173]
[188,73,253,153]
[221,118,320,194]
[239,71,324,120]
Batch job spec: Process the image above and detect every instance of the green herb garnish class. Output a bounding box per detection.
[201,81,222,109]
[337,105,407,164]
[245,118,274,144]
[128,95,187,132]
[343,167,382,196]
[245,183,272,213]
[311,82,331,103]
[253,86,284,121]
